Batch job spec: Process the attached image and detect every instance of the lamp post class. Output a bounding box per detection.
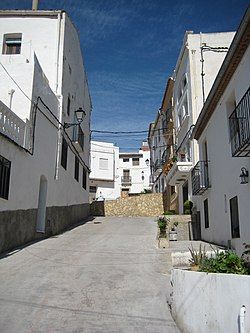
[145,158,149,167]
[239,167,249,184]
[64,107,86,129]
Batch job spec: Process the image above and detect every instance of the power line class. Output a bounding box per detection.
[0,62,90,172]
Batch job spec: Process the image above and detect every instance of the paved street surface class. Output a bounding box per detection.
[0,217,180,333]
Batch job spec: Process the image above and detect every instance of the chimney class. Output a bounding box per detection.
[32,0,39,10]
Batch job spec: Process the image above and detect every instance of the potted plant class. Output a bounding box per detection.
[169,221,179,241]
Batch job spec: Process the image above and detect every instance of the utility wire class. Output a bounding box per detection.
[0,62,90,172]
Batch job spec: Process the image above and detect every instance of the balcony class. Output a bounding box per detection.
[191,161,210,195]
[229,87,250,157]
[165,160,193,186]
[0,100,27,147]
[73,125,84,152]
[121,176,132,185]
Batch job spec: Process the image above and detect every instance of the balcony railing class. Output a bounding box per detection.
[191,161,210,195]
[121,176,132,184]
[161,146,172,164]
[0,100,27,147]
[229,87,250,157]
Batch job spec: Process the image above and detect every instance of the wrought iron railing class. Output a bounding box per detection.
[191,161,210,195]
[121,176,132,184]
[229,87,250,157]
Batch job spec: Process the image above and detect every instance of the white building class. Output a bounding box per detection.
[89,141,120,201]
[166,30,235,213]
[0,10,91,253]
[191,8,250,255]
[119,142,151,196]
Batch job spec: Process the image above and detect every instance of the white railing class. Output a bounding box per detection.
[0,100,27,147]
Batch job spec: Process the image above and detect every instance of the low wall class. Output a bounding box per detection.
[91,193,164,217]
[171,269,250,333]
[0,203,90,253]
[166,215,191,241]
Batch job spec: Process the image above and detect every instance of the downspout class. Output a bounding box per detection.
[239,305,246,333]
[54,12,63,180]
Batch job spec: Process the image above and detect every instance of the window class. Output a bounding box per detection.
[123,158,129,162]
[204,198,209,228]
[73,126,84,151]
[90,186,96,193]
[0,155,11,200]
[82,168,87,189]
[2,34,22,55]
[61,137,68,170]
[67,95,71,116]
[230,196,240,238]
[132,157,140,166]
[171,186,175,195]
[99,158,108,170]
[74,156,79,181]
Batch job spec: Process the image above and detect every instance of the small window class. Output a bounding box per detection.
[74,156,79,181]
[0,155,11,200]
[82,168,87,189]
[204,198,209,228]
[2,33,22,55]
[67,95,71,116]
[99,158,108,170]
[132,157,139,166]
[123,158,129,162]
[90,186,96,193]
[61,137,68,170]
[171,186,175,195]
[230,196,240,238]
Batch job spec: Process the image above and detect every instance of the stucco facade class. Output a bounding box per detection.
[166,31,235,214]
[0,11,91,252]
[89,141,120,201]
[192,10,250,254]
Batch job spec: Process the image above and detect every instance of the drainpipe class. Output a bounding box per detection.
[239,305,246,333]
[8,89,15,109]
[32,0,39,10]
[54,13,63,180]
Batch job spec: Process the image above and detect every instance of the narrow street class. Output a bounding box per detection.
[0,217,180,333]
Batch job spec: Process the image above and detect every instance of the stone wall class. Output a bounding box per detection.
[166,215,191,241]
[91,193,164,217]
[0,203,90,253]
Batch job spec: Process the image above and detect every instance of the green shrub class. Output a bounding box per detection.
[184,200,193,214]
[199,251,249,275]
[163,211,174,215]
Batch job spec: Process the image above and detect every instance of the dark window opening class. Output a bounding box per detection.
[3,34,22,55]
[0,155,11,200]
[67,95,71,116]
[171,186,175,195]
[61,137,68,170]
[230,196,240,238]
[90,186,96,193]
[74,156,79,181]
[132,157,140,166]
[123,158,129,162]
[82,168,87,189]
[204,198,209,228]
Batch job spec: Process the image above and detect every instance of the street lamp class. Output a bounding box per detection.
[64,107,86,129]
[239,167,249,184]
[145,158,149,167]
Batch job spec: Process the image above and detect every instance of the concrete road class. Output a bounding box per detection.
[0,217,180,333]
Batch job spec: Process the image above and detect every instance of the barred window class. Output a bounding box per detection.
[82,168,87,189]
[0,155,11,200]
[74,156,79,182]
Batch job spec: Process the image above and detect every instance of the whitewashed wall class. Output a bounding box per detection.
[119,149,151,194]
[0,12,91,212]
[90,141,120,200]
[194,44,250,254]
[171,269,250,333]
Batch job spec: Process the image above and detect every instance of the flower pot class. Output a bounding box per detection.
[169,230,177,241]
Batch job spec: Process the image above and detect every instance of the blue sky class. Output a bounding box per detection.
[0,0,249,151]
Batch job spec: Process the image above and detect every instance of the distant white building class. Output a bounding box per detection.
[0,10,91,252]
[192,9,250,254]
[166,30,235,213]
[89,141,120,201]
[119,141,151,196]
